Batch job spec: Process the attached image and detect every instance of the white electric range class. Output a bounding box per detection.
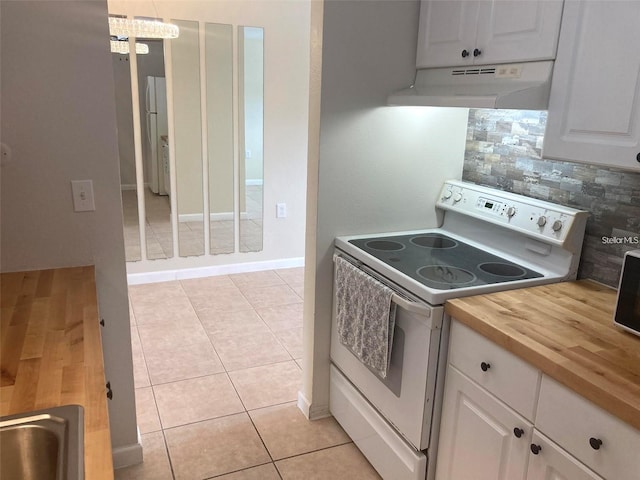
[329,180,589,480]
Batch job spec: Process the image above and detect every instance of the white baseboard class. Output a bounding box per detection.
[178,213,199,223]
[178,212,235,223]
[178,211,258,222]
[124,182,261,193]
[127,257,304,285]
[120,183,151,192]
[112,439,143,469]
[298,390,331,420]
[297,390,312,419]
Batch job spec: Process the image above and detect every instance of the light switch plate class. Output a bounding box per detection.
[276,202,287,218]
[71,180,95,212]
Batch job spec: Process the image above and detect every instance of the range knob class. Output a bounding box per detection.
[552,220,563,232]
[537,216,547,227]
[453,193,463,203]
[506,207,516,218]
[443,190,452,200]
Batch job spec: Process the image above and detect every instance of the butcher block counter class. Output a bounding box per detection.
[0,266,113,479]
[445,279,640,431]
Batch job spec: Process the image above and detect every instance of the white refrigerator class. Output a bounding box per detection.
[145,76,169,196]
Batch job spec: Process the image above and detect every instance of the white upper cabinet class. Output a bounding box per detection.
[417,0,564,68]
[475,0,564,65]
[416,1,478,68]
[544,1,640,171]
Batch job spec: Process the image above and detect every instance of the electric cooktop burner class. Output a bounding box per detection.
[349,233,542,290]
[411,234,457,249]
[365,240,405,251]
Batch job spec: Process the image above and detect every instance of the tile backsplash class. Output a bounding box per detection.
[463,108,640,287]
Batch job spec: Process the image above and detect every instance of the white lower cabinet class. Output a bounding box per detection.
[436,319,640,480]
[435,365,532,480]
[527,431,604,480]
[536,376,640,480]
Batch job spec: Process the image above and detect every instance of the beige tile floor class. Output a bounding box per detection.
[119,268,381,480]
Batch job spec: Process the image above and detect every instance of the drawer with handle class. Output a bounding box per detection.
[535,375,640,480]
[526,429,604,480]
[448,319,541,420]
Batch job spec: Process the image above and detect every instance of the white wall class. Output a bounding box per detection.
[0,0,140,466]
[108,0,310,275]
[302,0,468,417]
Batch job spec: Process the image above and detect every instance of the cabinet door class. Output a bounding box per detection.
[474,0,563,65]
[416,0,479,68]
[544,1,640,171]
[435,365,531,480]
[527,431,605,480]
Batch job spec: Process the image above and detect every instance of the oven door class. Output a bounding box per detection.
[330,252,444,451]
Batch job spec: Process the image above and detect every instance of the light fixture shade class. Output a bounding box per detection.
[109,17,179,39]
[110,40,149,55]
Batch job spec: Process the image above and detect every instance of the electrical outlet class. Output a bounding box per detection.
[71,180,95,212]
[276,203,287,218]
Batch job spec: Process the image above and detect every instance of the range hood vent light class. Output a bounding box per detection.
[388,60,553,110]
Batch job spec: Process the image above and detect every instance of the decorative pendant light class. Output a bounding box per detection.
[110,40,149,55]
[108,16,179,39]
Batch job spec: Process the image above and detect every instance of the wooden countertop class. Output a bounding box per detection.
[445,280,640,431]
[1,266,113,479]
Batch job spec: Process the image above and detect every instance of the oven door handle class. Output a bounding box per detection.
[392,294,431,318]
[333,252,433,318]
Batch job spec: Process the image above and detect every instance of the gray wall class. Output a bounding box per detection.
[463,108,640,287]
[307,0,469,414]
[0,0,139,464]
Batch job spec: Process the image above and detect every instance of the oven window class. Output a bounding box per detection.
[359,325,404,398]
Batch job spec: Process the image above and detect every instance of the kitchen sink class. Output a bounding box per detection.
[0,404,84,480]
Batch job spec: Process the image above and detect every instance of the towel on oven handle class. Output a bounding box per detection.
[335,256,397,379]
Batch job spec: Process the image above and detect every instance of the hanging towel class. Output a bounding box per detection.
[334,256,397,378]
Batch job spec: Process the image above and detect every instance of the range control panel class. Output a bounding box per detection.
[437,180,588,245]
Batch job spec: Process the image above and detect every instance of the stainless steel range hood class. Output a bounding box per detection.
[387,61,553,110]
